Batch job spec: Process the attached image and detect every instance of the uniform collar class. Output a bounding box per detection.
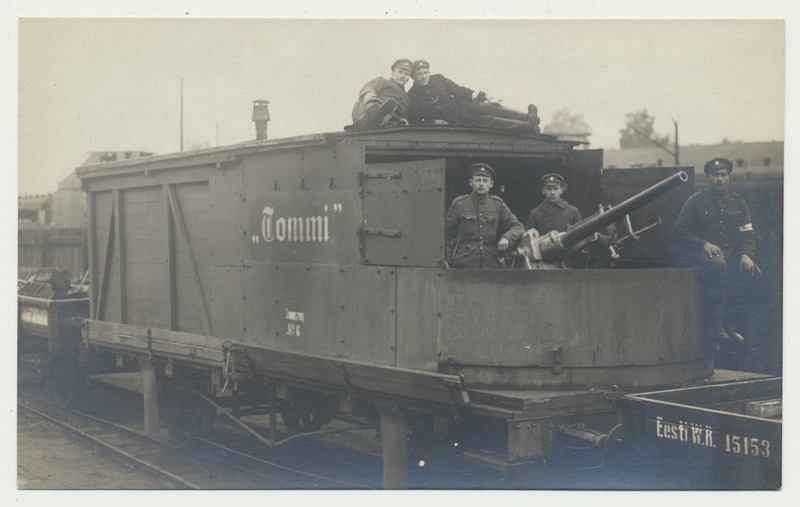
[704,188,732,202]
[544,198,568,210]
[470,192,489,205]
[392,78,410,93]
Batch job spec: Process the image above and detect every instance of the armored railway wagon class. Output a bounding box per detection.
[73,125,773,487]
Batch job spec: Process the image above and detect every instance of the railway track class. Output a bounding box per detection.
[17,384,376,489]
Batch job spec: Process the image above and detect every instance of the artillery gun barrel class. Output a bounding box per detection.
[560,171,688,249]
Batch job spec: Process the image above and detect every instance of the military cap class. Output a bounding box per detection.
[412,59,430,72]
[703,157,734,175]
[541,173,566,186]
[391,59,413,73]
[470,163,496,179]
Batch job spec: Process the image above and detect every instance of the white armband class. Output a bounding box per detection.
[739,223,753,232]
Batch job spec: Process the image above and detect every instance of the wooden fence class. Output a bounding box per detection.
[18,225,88,281]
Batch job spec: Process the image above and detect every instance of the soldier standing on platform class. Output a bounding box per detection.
[446,163,524,268]
[526,173,582,233]
[676,157,761,343]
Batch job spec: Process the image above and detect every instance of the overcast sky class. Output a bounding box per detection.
[13,13,786,196]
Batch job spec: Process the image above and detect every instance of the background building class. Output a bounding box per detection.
[18,194,52,225]
[603,141,783,185]
[50,150,154,227]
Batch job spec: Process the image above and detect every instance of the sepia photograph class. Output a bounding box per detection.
[6,1,795,501]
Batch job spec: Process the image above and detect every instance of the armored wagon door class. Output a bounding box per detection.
[362,159,446,267]
[601,166,695,263]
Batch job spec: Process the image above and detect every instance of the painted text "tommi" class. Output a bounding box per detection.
[259,204,342,243]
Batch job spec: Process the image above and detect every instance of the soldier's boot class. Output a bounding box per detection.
[380,109,408,127]
[527,104,541,134]
[364,98,397,128]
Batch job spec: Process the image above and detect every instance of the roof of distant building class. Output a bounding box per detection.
[603,141,783,179]
[18,194,52,211]
[80,150,154,166]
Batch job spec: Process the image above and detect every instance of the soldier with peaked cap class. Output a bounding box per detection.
[676,157,761,343]
[351,59,413,130]
[446,163,524,268]
[526,173,582,234]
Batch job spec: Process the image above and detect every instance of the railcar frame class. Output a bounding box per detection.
[71,125,779,488]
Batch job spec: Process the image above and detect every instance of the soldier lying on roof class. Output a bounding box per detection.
[407,59,541,134]
[351,59,413,130]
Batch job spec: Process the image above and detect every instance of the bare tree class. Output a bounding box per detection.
[543,108,591,144]
[618,109,680,164]
[619,109,670,149]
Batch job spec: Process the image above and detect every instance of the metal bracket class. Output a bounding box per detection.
[507,418,546,460]
[220,342,251,393]
[339,362,355,399]
[622,214,638,240]
[145,329,153,360]
[552,345,563,374]
[81,322,89,349]
[361,227,402,238]
[443,374,471,407]
[363,170,402,179]
[617,217,663,246]
[559,423,608,446]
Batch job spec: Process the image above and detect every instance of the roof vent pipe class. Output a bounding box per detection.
[252,99,270,140]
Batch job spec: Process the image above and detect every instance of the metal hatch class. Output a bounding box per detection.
[361,159,446,267]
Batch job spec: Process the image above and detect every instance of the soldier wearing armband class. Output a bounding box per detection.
[676,157,761,343]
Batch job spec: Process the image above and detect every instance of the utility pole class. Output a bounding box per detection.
[672,117,680,165]
[180,77,184,152]
[625,121,679,165]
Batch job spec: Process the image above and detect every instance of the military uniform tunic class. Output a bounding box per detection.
[407,74,533,132]
[526,198,582,234]
[676,188,757,335]
[351,76,410,128]
[407,74,476,124]
[446,193,524,268]
[676,189,756,259]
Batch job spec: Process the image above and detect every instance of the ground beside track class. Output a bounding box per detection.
[16,408,172,489]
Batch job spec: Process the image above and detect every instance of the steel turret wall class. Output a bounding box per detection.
[397,268,709,388]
